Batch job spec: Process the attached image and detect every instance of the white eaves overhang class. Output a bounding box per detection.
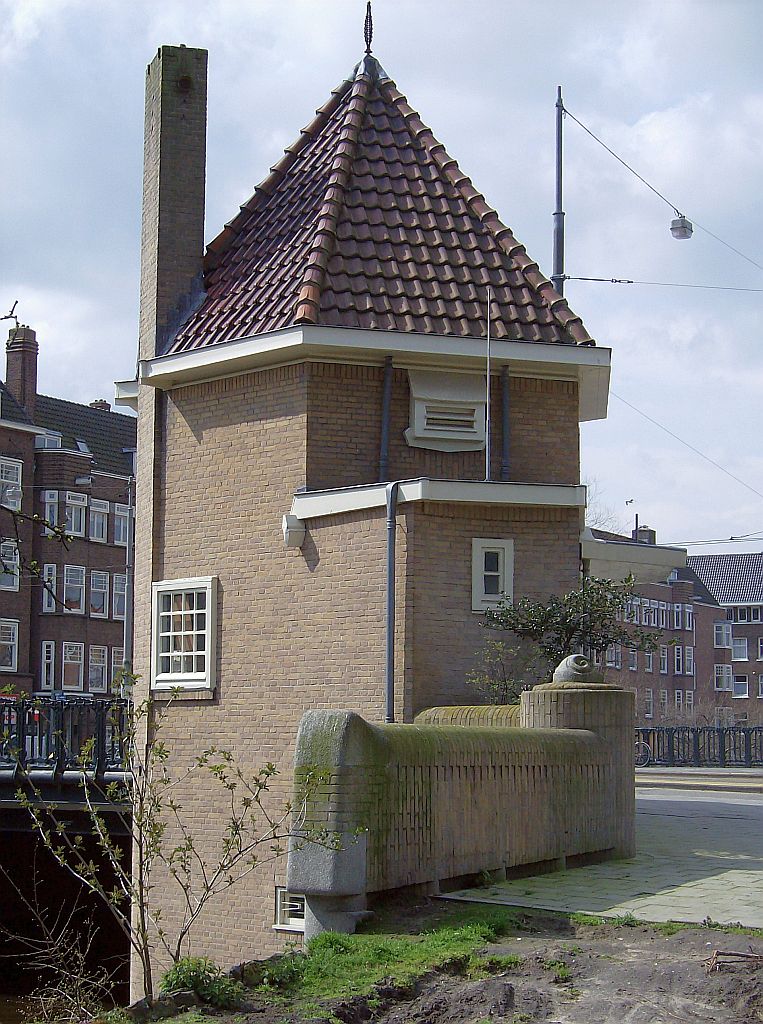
[580,527,687,584]
[135,324,611,422]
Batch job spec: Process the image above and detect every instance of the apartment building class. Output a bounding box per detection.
[0,325,136,696]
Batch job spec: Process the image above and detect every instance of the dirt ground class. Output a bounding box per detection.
[233,902,762,1024]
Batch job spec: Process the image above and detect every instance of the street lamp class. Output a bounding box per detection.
[670,215,693,240]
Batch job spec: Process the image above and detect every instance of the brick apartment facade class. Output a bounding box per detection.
[0,326,136,696]
[123,44,612,981]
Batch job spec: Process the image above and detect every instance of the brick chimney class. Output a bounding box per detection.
[89,399,111,411]
[6,325,39,418]
[139,44,208,362]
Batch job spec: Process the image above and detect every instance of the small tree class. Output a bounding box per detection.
[467,637,547,705]
[477,575,662,686]
[17,688,312,1004]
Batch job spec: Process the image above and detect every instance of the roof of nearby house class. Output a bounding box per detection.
[674,565,720,607]
[35,396,137,476]
[169,55,594,354]
[688,553,763,606]
[0,383,32,425]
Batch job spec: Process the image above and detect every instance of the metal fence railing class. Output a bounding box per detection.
[636,726,763,767]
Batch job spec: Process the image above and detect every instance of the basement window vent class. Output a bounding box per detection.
[405,370,486,452]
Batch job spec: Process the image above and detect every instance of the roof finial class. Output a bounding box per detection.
[364,1,373,55]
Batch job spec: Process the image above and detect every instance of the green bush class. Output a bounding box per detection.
[160,957,246,1009]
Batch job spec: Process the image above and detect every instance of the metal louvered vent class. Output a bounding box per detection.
[424,402,478,434]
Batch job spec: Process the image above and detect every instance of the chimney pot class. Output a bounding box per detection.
[89,399,111,411]
[6,325,39,418]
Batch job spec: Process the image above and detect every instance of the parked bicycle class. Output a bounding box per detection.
[634,738,652,768]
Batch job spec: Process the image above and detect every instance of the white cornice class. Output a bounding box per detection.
[0,418,44,436]
[135,324,611,422]
[581,527,687,584]
[290,478,586,522]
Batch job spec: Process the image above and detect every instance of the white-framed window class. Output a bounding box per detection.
[0,541,19,591]
[658,602,668,628]
[42,563,57,612]
[673,603,682,630]
[685,690,694,711]
[89,499,109,542]
[35,431,62,449]
[0,619,19,672]
[64,492,87,537]
[751,607,761,623]
[733,675,749,699]
[89,571,109,618]
[685,646,694,675]
[471,539,513,612]
[62,642,84,690]
[114,504,130,546]
[605,643,621,669]
[714,623,732,649]
[659,645,668,674]
[714,664,733,691]
[628,648,638,671]
[675,689,683,709]
[40,641,55,691]
[650,600,659,626]
[88,646,108,692]
[674,645,683,675]
[404,370,486,452]
[111,647,125,692]
[113,574,127,620]
[758,676,763,698]
[42,490,58,535]
[684,605,693,631]
[738,607,749,623]
[274,887,306,932]
[0,458,22,510]
[63,565,85,613]
[732,637,748,661]
[659,689,668,714]
[152,577,217,691]
[645,651,654,673]
[644,688,654,719]
[759,637,763,661]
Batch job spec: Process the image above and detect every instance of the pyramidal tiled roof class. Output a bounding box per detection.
[688,553,763,606]
[168,56,594,354]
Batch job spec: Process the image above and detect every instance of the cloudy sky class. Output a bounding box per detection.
[2,0,762,555]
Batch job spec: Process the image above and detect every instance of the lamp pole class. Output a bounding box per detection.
[552,85,565,295]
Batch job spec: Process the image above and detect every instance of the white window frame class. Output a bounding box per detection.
[659,645,668,674]
[274,887,306,933]
[405,370,486,452]
[758,676,763,699]
[675,689,683,709]
[759,637,763,662]
[673,603,682,630]
[0,540,19,592]
[733,675,749,699]
[0,619,19,673]
[113,574,127,620]
[64,491,87,537]
[751,607,761,623]
[151,576,217,692]
[42,563,57,613]
[659,689,668,714]
[62,642,84,691]
[35,431,62,450]
[111,647,125,692]
[114,504,130,546]
[684,605,694,631]
[89,499,109,542]
[471,539,513,612]
[63,565,86,614]
[644,688,654,719]
[685,689,694,711]
[732,637,748,661]
[714,664,733,691]
[0,458,22,511]
[645,650,654,673]
[89,571,109,618]
[88,646,108,693]
[628,647,638,671]
[674,645,683,675]
[42,490,58,535]
[685,646,694,676]
[714,623,732,649]
[40,641,55,691]
[658,602,668,629]
[738,607,749,623]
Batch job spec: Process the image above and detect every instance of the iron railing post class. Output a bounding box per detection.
[744,728,753,768]
[718,729,727,768]
[666,727,675,766]
[15,699,27,771]
[94,701,106,779]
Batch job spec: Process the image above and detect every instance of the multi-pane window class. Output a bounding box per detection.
[738,607,749,623]
[684,605,693,631]
[0,620,19,672]
[62,642,84,690]
[675,689,683,709]
[733,675,749,699]
[645,651,654,673]
[659,646,668,674]
[0,541,19,591]
[63,565,85,613]
[644,689,654,719]
[40,641,55,690]
[64,492,87,537]
[628,648,638,671]
[759,676,763,698]
[659,689,668,714]
[658,602,668,628]
[674,645,683,675]
[751,607,761,623]
[42,564,57,613]
[732,637,748,661]
[685,690,694,711]
[88,646,108,692]
[685,646,694,675]
[759,638,763,661]
[274,887,306,932]
[714,664,733,691]
[605,644,622,669]
[0,458,22,510]
[673,603,682,630]
[471,539,513,612]
[114,504,130,546]
[89,499,109,542]
[714,623,732,648]
[42,490,58,534]
[152,577,216,690]
[113,574,127,620]
[35,432,62,449]
[90,571,109,618]
[111,647,125,692]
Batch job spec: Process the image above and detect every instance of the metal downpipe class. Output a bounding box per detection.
[385,481,400,723]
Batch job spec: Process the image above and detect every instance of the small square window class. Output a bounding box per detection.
[274,887,306,932]
[471,539,513,612]
[733,675,749,699]
[151,577,216,691]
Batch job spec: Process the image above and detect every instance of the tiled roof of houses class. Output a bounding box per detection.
[0,383,32,424]
[687,553,763,606]
[35,396,137,476]
[169,55,594,354]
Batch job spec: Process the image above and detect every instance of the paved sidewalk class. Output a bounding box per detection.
[636,767,763,794]
[441,789,763,928]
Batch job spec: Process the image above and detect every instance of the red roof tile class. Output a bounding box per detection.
[169,56,594,354]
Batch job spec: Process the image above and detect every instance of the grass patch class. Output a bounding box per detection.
[569,912,606,927]
[541,958,572,983]
[246,906,519,1005]
[610,912,639,928]
[468,953,523,978]
[170,1013,218,1024]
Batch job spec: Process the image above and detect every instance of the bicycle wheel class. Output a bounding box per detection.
[634,740,651,768]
